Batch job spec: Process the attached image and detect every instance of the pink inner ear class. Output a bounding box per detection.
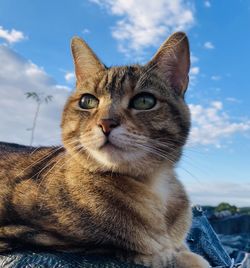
[148,32,190,95]
[171,62,189,94]
[156,54,189,95]
[71,37,105,83]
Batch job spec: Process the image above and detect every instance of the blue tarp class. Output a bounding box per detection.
[0,208,245,268]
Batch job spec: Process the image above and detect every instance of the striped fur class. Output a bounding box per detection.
[0,33,209,267]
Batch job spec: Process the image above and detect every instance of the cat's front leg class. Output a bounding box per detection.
[175,251,210,268]
[119,251,175,268]
[119,249,210,268]
[118,243,177,268]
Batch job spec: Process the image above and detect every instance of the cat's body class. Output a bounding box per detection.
[0,142,187,254]
[0,33,209,267]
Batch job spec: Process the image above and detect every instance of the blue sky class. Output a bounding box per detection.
[0,0,249,206]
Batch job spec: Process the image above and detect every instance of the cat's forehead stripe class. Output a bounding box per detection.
[95,72,109,94]
[93,66,175,100]
[110,66,140,94]
[96,67,135,95]
[107,69,119,94]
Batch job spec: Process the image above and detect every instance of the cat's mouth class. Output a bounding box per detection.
[99,139,121,151]
[86,134,146,166]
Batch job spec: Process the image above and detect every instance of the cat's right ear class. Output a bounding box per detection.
[71,37,105,84]
[147,32,190,96]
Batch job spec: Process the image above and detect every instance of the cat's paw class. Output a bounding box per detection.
[175,251,210,268]
[119,251,174,268]
[133,253,172,268]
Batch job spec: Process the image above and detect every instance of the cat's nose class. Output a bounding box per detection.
[97,119,119,136]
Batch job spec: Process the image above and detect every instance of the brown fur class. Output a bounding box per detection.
[0,32,209,267]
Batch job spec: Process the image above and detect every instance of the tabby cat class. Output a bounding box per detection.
[0,32,209,267]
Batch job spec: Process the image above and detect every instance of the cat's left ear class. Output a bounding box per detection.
[71,37,105,84]
[147,32,190,96]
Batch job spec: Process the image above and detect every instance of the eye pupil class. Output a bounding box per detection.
[79,94,99,109]
[130,93,156,110]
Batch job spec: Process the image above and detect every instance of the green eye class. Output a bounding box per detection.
[79,94,99,109]
[130,93,156,110]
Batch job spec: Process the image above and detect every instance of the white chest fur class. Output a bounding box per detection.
[150,167,175,205]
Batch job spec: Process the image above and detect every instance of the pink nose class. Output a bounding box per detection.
[97,119,119,136]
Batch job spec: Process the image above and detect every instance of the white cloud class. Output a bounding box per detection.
[0,26,25,44]
[64,71,75,82]
[190,66,199,75]
[188,101,250,147]
[191,54,199,64]
[0,45,69,146]
[82,28,90,34]
[90,0,195,57]
[211,75,221,81]
[185,182,250,206]
[226,97,241,104]
[204,41,214,49]
[189,66,200,84]
[204,1,211,8]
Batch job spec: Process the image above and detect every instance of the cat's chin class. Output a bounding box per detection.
[99,141,121,152]
[87,142,145,168]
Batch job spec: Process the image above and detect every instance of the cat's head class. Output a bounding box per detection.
[61,32,190,176]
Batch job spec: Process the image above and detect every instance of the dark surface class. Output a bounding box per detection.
[210,214,250,235]
[218,233,250,265]
[0,208,238,268]
[0,141,54,154]
[0,252,145,268]
[0,142,31,151]
[187,209,232,267]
